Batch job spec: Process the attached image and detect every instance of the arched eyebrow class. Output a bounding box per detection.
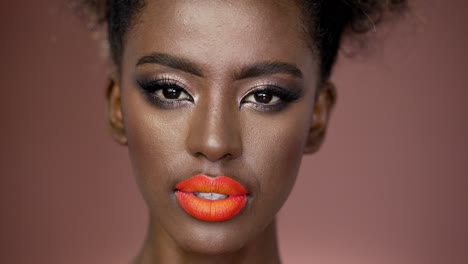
[235,61,303,80]
[136,52,303,79]
[137,52,204,77]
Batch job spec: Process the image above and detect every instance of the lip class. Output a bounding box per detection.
[175,175,248,222]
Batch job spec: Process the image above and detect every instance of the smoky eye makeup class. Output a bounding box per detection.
[136,76,194,109]
[240,84,304,112]
[136,74,303,112]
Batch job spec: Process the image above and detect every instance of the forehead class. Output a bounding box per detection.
[124,0,316,76]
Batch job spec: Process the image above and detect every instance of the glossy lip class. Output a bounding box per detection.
[175,175,248,222]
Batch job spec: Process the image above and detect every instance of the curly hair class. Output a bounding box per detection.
[72,0,407,80]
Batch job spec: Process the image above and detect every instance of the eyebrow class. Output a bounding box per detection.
[235,61,303,79]
[136,52,204,77]
[136,52,303,79]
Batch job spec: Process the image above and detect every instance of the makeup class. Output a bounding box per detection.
[175,175,248,222]
[137,77,194,109]
[241,85,303,112]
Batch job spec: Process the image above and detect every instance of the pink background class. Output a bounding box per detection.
[0,0,466,263]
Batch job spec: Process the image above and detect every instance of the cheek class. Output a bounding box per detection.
[120,87,191,205]
[241,103,313,213]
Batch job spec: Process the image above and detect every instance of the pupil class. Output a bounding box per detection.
[254,91,272,104]
[163,87,181,99]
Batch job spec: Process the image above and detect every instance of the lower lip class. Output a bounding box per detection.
[175,175,248,222]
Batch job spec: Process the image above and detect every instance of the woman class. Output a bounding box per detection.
[76,0,407,263]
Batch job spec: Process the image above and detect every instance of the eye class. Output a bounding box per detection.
[155,85,192,100]
[241,86,302,112]
[137,78,194,109]
[243,90,280,105]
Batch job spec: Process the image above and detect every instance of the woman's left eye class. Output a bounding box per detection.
[243,90,280,105]
[241,86,302,112]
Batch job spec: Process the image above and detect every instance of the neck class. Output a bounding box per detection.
[133,218,281,264]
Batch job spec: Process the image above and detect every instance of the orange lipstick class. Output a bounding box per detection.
[175,175,248,222]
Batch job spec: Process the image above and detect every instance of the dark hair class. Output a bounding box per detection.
[73,0,407,80]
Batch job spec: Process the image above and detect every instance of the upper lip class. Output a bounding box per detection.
[175,174,248,196]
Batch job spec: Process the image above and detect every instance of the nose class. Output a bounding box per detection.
[186,97,242,162]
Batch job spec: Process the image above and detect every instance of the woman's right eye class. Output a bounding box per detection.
[137,78,194,108]
[154,85,192,100]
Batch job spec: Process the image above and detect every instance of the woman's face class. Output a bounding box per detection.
[109,0,330,254]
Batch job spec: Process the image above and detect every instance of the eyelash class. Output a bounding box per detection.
[240,85,302,112]
[137,78,194,109]
[137,78,302,112]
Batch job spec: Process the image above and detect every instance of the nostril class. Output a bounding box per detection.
[194,150,234,162]
[221,153,233,161]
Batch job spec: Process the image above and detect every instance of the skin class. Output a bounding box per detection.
[107,0,336,263]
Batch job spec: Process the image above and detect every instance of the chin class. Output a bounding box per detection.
[181,235,245,255]
[172,218,255,255]
[152,205,271,256]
